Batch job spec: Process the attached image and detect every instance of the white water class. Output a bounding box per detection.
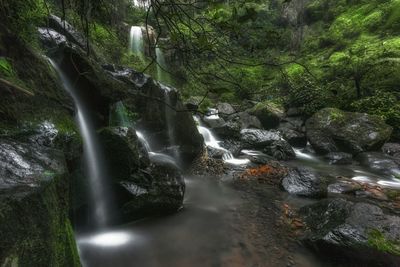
[129,26,144,58]
[49,59,111,227]
[132,0,150,8]
[195,116,249,165]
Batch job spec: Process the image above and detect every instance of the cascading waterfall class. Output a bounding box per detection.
[129,26,144,59]
[194,116,249,165]
[49,59,112,228]
[112,101,179,168]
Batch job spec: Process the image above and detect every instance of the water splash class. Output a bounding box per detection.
[48,59,112,228]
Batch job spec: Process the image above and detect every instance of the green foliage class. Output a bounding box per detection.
[0,57,14,77]
[368,229,400,256]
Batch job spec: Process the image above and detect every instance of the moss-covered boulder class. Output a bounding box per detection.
[300,199,400,266]
[306,108,392,154]
[249,101,284,129]
[0,139,80,267]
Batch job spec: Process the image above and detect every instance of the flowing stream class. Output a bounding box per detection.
[49,59,112,228]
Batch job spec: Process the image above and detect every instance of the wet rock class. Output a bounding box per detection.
[118,159,185,220]
[263,140,296,161]
[213,121,241,139]
[98,127,144,181]
[0,139,80,266]
[228,112,262,130]
[216,102,235,117]
[38,28,68,48]
[328,181,362,194]
[240,129,281,149]
[203,115,226,129]
[306,108,392,155]
[356,152,400,177]
[280,128,307,147]
[324,152,353,165]
[48,14,87,49]
[286,107,303,117]
[382,143,400,158]
[249,101,284,129]
[300,199,400,266]
[220,139,243,157]
[281,167,327,198]
[207,146,225,159]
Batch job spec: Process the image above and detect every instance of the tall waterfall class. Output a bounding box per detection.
[49,59,112,228]
[129,26,144,58]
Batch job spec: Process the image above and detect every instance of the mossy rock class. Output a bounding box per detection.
[306,108,392,154]
[249,101,284,129]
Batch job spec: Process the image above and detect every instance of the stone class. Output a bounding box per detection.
[228,112,262,130]
[263,140,296,161]
[356,152,400,177]
[240,129,281,149]
[249,101,284,129]
[216,102,235,117]
[382,143,400,158]
[281,167,327,198]
[300,199,400,266]
[306,108,392,154]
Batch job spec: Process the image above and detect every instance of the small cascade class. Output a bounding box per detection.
[48,59,112,228]
[129,26,144,58]
[195,116,249,165]
[112,101,179,168]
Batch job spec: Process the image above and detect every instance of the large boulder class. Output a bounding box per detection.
[228,111,262,130]
[240,129,281,149]
[48,14,87,50]
[216,102,235,117]
[300,199,400,266]
[213,121,241,139]
[382,143,400,158]
[0,139,80,266]
[306,108,392,155]
[249,101,284,129]
[98,127,185,221]
[117,158,185,221]
[281,167,327,198]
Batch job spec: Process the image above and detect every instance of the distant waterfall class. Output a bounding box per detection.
[129,26,144,58]
[48,59,112,228]
[156,47,171,84]
[132,0,150,8]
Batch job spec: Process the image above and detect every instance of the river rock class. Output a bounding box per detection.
[38,28,68,48]
[281,167,327,198]
[207,146,225,159]
[220,139,243,157]
[263,140,296,160]
[355,152,400,177]
[240,129,281,149]
[249,101,284,129]
[324,152,353,165]
[228,111,262,130]
[280,128,307,147]
[305,108,392,155]
[300,199,400,266]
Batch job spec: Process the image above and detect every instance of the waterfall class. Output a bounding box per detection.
[162,86,181,165]
[132,0,150,8]
[155,47,171,84]
[129,26,144,58]
[194,116,249,165]
[48,59,112,228]
[112,101,179,168]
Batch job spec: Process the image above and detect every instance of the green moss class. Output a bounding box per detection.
[368,229,400,256]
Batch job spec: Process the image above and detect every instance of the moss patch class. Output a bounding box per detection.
[368,229,400,256]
